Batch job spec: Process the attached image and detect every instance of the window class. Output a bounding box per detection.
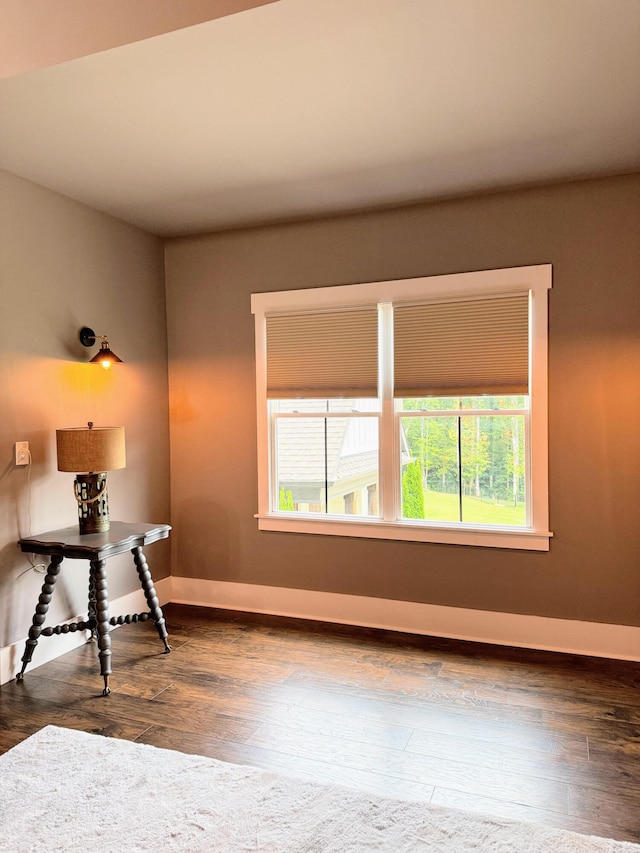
[252,265,552,550]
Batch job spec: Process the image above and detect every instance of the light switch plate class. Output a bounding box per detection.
[15,441,30,465]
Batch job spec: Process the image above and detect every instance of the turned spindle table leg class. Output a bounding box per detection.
[132,545,171,653]
[90,558,112,696]
[16,555,64,681]
[87,569,98,640]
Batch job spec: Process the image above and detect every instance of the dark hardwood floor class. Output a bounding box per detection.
[1,603,639,843]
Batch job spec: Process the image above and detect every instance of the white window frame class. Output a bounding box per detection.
[251,264,552,551]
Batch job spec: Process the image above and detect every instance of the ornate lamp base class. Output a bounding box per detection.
[74,472,110,534]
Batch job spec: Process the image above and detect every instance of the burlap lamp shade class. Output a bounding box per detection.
[56,423,126,534]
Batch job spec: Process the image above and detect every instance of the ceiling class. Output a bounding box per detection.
[1,0,639,237]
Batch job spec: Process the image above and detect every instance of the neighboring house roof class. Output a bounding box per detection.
[275,399,410,490]
[335,449,378,482]
[276,400,377,485]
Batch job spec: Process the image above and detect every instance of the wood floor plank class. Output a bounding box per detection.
[405,727,590,776]
[244,702,415,751]
[245,721,571,812]
[431,787,640,844]
[135,724,437,802]
[430,665,640,722]
[569,784,640,839]
[0,691,152,751]
[288,673,547,724]
[541,707,640,753]
[300,685,550,739]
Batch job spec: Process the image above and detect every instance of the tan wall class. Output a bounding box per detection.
[0,170,171,649]
[165,174,640,628]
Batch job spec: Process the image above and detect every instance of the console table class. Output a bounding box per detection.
[17,522,171,695]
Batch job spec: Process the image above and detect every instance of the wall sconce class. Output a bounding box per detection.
[79,327,123,369]
[56,422,126,535]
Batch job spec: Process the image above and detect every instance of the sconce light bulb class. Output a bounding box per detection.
[100,359,111,370]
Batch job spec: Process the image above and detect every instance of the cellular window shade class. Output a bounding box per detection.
[266,308,378,398]
[394,294,529,397]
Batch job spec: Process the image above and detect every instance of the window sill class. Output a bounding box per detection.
[255,514,552,551]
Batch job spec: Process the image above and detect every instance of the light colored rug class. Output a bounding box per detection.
[0,726,638,852]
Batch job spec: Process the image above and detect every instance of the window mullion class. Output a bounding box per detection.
[379,303,396,522]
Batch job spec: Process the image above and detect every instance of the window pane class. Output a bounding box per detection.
[460,415,526,526]
[459,395,526,410]
[401,397,459,412]
[275,416,379,517]
[400,413,527,527]
[401,396,525,412]
[274,398,380,414]
[400,416,460,522]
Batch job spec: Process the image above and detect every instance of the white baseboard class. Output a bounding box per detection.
[4,575,638,682]
[0,576,172,685]
[171,577,640,662]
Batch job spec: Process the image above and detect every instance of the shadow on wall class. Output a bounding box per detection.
[0,540,76,650]
[0,448,75,649]
[0,539,26,648]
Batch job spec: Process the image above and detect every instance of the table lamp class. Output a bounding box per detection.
[56,422,126,534]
